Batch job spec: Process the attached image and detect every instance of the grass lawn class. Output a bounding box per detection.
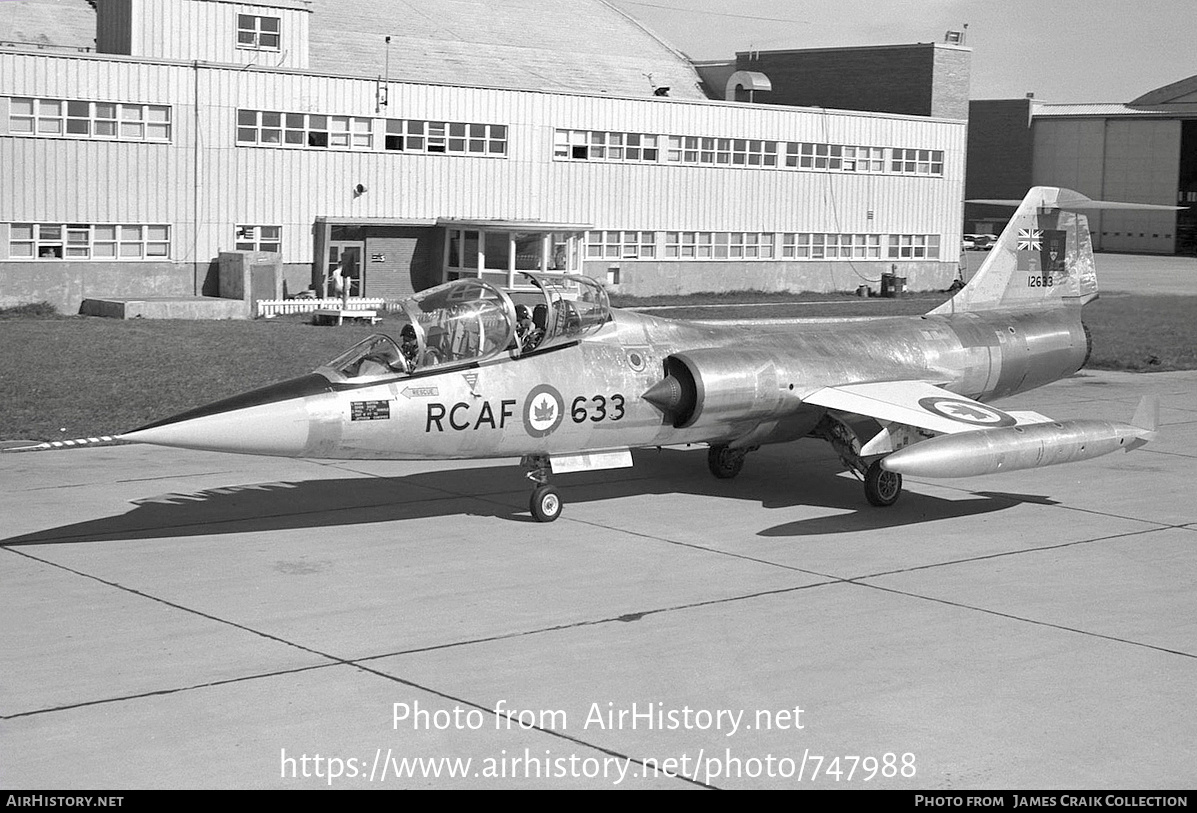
[1,293,1192,441]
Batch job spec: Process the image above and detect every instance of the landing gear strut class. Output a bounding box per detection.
[707,444,748,479]
[522,454,562,522]
[817,415,903,507]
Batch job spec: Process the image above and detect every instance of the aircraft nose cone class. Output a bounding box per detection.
[118,374,331,456]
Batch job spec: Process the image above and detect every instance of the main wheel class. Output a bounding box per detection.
[530,485,563,522]
[864,460,902,507]
[708,445,745,479]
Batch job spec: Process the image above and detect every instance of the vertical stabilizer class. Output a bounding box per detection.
[931,186,1097,314]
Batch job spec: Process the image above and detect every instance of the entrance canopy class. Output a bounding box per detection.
[439,218,591,290]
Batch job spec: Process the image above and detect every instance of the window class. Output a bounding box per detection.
[662,232,773,259]
[237,14,280,50]
[8,97,170,141]
[779,233,884,259]
[8,223,170,260]
[727,232,775,258]
[385,119,506,155]
[664,231,713,258]
[235,225,281,252]
[238,110,372,150]
[891,148,944,176]
[887,234,941,259]
[586,231,656,259]
[554,130,659,163]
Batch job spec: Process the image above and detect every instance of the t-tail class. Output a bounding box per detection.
[931,186,1181,315]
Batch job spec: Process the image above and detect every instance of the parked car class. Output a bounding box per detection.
[963,233,996,250]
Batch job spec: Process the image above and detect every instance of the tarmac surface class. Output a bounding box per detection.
[3,369,1195,789]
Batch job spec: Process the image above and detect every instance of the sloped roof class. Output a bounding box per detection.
[1034,102,1197,118]
[0,0,706,99]
[305,0,705,98]
[0,0,96,50]
[1130,73,1197,106]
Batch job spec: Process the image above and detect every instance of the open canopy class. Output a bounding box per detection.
[317,273,611,383]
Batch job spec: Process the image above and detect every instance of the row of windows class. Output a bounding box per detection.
[6,223,284,258]
[236,110,509,155]
[9,223,171,259]
[7,223,940,262]
[586,231,942,260]
[560,129,943,175]
[8,97,172,141]
[4,99,944,177]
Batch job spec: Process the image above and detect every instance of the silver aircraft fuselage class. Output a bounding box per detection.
[120,305,1088,461]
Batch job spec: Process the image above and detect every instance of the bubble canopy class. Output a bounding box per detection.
[317,273,611,383]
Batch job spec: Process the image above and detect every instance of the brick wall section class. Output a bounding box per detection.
[361,226,442,301]
[736,45,931,117]
[734,44,969,120]
[965,99,1035,226]
[931,48,971,120]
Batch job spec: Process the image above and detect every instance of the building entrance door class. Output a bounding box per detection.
[328,241,365,296]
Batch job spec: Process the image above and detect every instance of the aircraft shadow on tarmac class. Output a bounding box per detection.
[1,448,1055,546]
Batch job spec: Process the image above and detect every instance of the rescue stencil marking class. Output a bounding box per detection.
[401,386,439,399]
[918,397,1016,427]
[351,400,391,421]
[523,384,565,438]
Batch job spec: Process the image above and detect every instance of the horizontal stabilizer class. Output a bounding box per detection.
[967,195,1184,211]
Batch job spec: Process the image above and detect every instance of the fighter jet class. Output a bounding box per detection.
[119,187,1164,521]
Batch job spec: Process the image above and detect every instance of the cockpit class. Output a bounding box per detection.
[318,273,611,383]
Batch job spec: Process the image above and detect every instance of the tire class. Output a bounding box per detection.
[864,460,902,507]
[707,445,745,479]
[530,485,563,522]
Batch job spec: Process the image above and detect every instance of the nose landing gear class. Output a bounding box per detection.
[522,454,563,522]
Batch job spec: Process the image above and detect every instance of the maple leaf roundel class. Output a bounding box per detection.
[523,384,565,438]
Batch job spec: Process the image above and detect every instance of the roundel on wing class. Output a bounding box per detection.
[917,397,1016,427]
[523,384,565,438]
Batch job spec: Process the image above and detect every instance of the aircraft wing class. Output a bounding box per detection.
[801,380,1051,436]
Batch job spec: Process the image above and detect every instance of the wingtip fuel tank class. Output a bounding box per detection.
[879,405,1157,480]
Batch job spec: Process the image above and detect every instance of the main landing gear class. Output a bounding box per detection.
[707,444,749,479]
[863,460,902,507]
[522,454,563,522]
[817,415,903,507]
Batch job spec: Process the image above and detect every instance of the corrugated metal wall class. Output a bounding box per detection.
[1,49,965,274]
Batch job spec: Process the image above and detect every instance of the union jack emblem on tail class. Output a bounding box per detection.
[1017,228,1043,251]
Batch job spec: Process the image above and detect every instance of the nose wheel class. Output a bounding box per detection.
[522,454,563,522]
[530,484,563,522]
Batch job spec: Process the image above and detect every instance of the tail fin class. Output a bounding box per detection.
[931,187,1100,314]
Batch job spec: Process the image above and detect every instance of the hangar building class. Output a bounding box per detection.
[966,81,1197,256]
[1,0,968,312]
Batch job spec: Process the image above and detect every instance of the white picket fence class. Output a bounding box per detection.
[256,297,387,318]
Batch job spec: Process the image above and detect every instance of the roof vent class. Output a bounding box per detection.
[726,71,771,102]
